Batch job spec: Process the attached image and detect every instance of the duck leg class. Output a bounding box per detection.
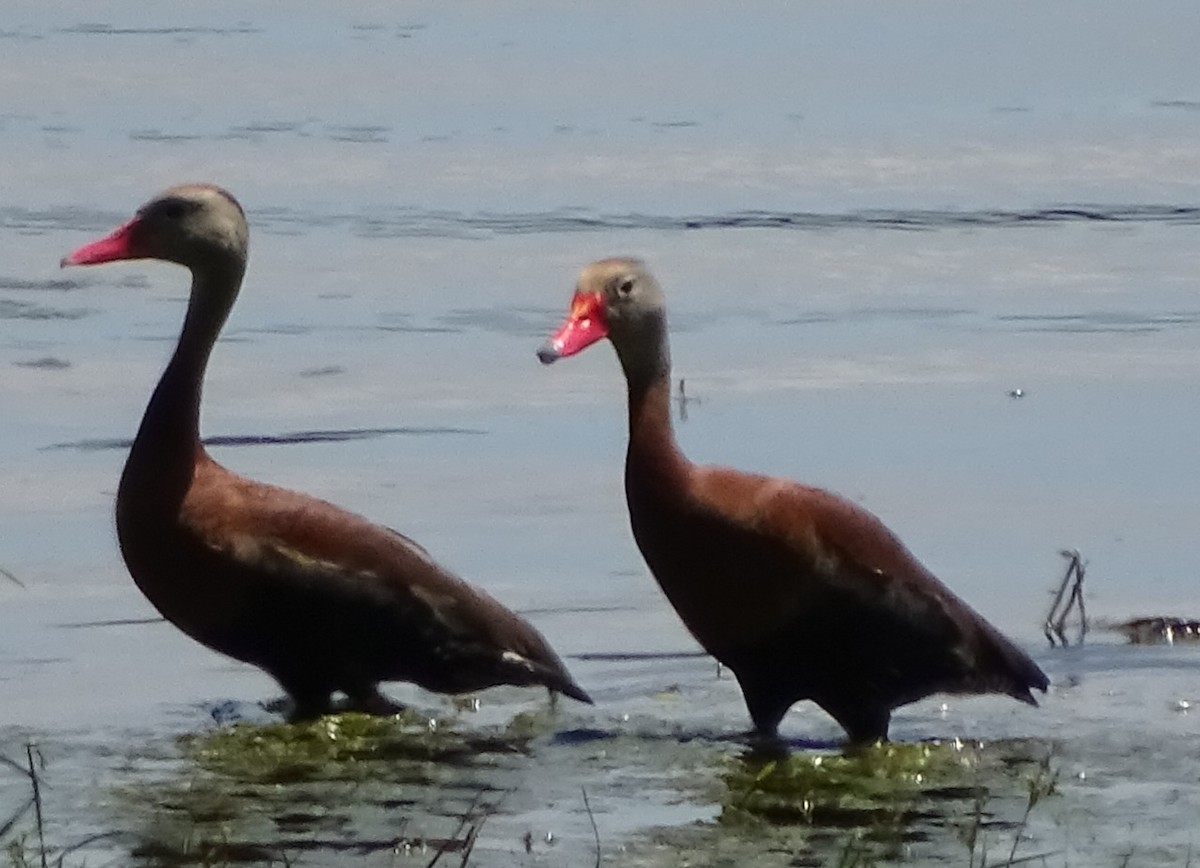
[343,683,408,716]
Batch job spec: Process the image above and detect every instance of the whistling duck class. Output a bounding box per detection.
[537,258,1046,743]
[61,184,591,718]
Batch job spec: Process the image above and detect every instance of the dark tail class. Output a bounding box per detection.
[539,664,593,704]
[995,634,1049,706]
[969,615,1049,706]
[554,677,594,705]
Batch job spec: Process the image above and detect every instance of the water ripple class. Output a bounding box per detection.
[0,205,123,234]
[996,310,1200,334]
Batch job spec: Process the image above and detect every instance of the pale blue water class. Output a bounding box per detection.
[2,2,1199,865]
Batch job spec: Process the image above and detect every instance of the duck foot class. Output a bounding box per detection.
[741,728,793,759]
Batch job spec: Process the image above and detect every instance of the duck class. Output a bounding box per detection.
[537,257,1046,744]
[61,184,591,718]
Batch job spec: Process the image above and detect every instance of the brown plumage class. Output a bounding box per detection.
[62,184,591,718]
[538,257,1046,743]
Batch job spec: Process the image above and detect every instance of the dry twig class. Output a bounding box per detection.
[1044,549,1088,647]
[28,743,47,868]
[582,786,601,868]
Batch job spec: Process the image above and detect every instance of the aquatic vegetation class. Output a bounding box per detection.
[710,740,1058,865]
[3,835,39,868]
[110,710,551,866]
[1,743,128,868]
[722,740,987,827]
[0,746,45,867]
[959,749,1059,868]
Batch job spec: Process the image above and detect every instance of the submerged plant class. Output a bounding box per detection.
[962,749,1059,868]
[183,708,548,786]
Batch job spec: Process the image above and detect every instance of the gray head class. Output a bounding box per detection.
[537,258,667,364]
[62,184,249,274]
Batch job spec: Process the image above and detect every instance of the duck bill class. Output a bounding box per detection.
[537,291,608,364]
[60,218,140,267]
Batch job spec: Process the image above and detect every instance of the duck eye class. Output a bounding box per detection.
[161,201,187,220]
[617,278,635,297]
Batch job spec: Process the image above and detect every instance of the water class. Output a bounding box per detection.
[2,1,1199,865]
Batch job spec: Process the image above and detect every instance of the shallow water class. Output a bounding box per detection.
[2,1,1200,865]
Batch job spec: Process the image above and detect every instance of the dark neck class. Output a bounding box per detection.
[126,261,243,487]
[621,312,689,485]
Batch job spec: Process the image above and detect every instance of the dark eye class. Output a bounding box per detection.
[162,201,187,220]
[617,277,635,296]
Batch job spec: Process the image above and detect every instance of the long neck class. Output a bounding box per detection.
[621,311,689,488]
[124,261,243,495]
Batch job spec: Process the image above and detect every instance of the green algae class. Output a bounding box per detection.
[721,740,999,828]
[184,710,524,784]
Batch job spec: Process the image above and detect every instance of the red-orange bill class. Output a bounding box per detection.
[537,291,608,364]
[60,218,140,267]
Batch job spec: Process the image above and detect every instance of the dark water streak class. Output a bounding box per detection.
[256,203,1200,239]
[43,426,485,452]
[0,300,90,321]
[8,203,1198,240]
[57,23,261,36]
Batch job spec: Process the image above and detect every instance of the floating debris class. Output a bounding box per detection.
[1007,387,1026,398]
[676,377,702,422]
[297,364,344,378]
[1108,616,1200,645]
